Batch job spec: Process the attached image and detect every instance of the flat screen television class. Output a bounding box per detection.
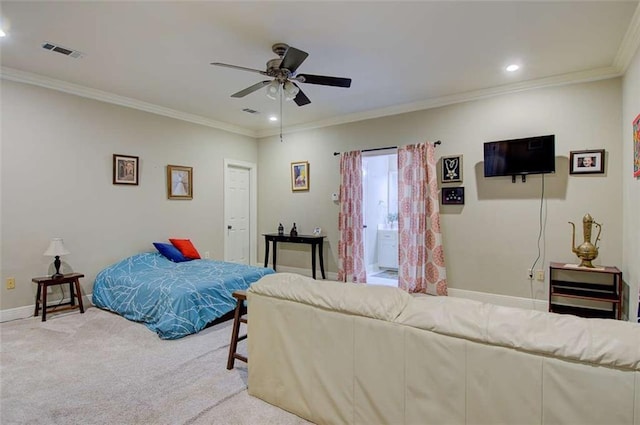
[484,135,555,178]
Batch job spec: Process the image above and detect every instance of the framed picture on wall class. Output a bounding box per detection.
[442,187,465,205]
[291,161,309,191]
[167,165,193,199]
[441,155,463,183]
[633,114,640,178]
[113,154,139,185]
[569,149,605,175]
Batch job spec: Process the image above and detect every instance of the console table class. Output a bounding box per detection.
[263,233,326,279]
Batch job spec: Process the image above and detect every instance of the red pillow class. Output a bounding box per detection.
[169,238,201,259]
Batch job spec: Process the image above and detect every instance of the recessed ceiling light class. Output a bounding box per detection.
[506,64,520,72]
[0,30,6,38]
[269,116,278,122]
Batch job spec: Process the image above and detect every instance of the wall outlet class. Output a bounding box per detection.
[204,251,210,259]
[536,270,545,281]
[6,277,15,289]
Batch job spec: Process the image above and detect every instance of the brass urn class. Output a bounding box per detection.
[568,213,602,268]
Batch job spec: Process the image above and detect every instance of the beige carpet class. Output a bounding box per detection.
[0,307,311,425]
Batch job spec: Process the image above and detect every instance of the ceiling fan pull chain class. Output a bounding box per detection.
[280,85,283,143]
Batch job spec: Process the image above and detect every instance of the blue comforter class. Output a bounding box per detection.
[92,252,274,339]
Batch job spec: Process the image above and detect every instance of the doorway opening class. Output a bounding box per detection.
[362,150,398,287]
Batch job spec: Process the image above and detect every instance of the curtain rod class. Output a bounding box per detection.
[333,140,441,156]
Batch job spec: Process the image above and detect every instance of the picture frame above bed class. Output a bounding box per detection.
[113,154,139,185]
[167,165,193,200]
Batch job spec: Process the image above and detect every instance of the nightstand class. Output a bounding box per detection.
[32,273,85,321]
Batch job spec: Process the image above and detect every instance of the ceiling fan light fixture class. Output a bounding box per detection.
[212,43,351,107]
[283,81,300,101]
[266,80,280,100]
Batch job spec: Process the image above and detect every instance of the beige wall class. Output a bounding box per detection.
[2,74,635,317]
[0,80,258,310]
[258,79,624,305]
[622,46,640,321]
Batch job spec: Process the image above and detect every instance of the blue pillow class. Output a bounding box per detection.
[153,242,190,263]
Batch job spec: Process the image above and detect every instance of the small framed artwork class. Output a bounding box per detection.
[113,154,139,185]
[442,187,465,205]
[569,149,605,175]
[167,165,193,200]
[291,161,309,191]
[633,114,639,178]
[441,155,463,183]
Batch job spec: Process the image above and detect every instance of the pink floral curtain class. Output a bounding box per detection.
[397,142,448,295]
[337,151,366,283]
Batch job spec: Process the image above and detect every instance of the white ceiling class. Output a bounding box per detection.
[1,1,639,138]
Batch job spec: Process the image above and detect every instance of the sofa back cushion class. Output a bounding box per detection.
[397,296,640,371]
[249,273,412,322]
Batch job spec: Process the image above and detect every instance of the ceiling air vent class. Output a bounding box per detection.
[242,108,259,114]
[42,42,84,59]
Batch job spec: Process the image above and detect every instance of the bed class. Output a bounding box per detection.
[92,252,274,339]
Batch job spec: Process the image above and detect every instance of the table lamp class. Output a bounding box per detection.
[43,238,70,278]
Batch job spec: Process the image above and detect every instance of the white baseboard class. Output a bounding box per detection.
[264,264,339,281]
[0,294,93,323]
[448,288,549,312]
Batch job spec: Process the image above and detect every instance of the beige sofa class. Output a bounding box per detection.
[247,273,640,425]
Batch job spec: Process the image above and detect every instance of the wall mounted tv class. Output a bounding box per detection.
[484,135,555,182]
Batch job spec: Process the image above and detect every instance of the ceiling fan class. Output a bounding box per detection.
[211,43,352,106]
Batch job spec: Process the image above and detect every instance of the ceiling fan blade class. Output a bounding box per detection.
[211,62,268,76]
[292,84,311,106]
[231,80,272,98]
[280,47,309,73]
[296,74,352,88]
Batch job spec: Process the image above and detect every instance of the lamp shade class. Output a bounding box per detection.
[43,238,70,257]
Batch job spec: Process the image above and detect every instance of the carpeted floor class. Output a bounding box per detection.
[0,307,311,425]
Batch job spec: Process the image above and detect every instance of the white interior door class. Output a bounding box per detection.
[224,160,257,265]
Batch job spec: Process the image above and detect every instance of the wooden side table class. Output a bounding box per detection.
[549,262,622,320]
[32,273,85,322]
[226,290,247,370]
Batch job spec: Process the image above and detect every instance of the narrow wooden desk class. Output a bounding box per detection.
[32,273,85,322]
[263,233,326,279]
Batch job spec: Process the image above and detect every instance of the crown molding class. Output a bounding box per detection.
[255,66,622,138]
[0,67,257,138]
[1,64,624,141]
[613,1,640,72]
